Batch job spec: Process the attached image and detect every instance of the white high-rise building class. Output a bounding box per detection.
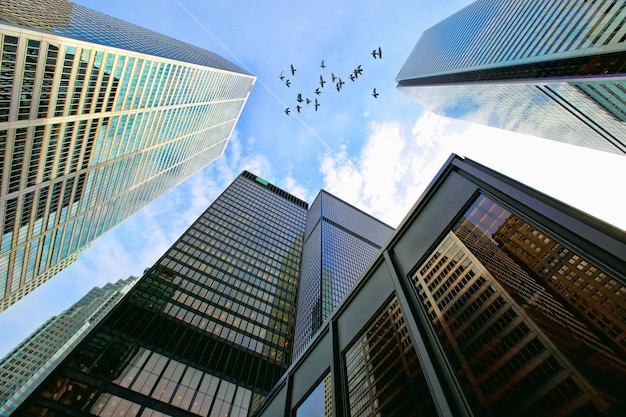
[0,0,255,311]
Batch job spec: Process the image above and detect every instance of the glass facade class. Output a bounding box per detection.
[0,276,139,415]
[295,373,332,417]
[411,194,626,415]
[0,0,255,312]
[13,171,307,416]
[252,156,626,417]
[344,297,437,417]
[293,191,394,359]
[396,0,626,154]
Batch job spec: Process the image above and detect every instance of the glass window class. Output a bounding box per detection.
[411,194,626,416]
[344,297,437,417]
[295,373,331,417]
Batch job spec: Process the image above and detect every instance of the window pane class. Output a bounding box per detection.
[412,194,626,416]
[344,297,437,417]
[295,373,331,417]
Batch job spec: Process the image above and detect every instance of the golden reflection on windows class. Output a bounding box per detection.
[344,297,437,417]
[411,195,626,416]
[110,348,251,416]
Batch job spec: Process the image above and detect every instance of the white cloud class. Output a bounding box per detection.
[321,110,626,232]
[320,112,462,226]
[283,173,311,202]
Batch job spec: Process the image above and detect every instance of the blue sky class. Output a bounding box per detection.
[1,0,625,357]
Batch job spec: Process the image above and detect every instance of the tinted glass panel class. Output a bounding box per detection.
[344,297,437,417]
[412,194,626,416]
[296,373,332,417]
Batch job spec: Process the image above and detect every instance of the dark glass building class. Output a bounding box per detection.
[254,155,626,417]
[293,190,393,359]
[13,171,308,417]
[396,0,626,155]
[0,276,139,415]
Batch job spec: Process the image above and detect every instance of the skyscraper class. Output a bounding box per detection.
[13,171,307,417]
[396,0,626,155]
[0,275,139,415]
[293,190,393,358]
[0,0,255,312]
[254,155,626,417]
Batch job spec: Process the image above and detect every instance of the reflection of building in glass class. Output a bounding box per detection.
[0,276,139,415]
[492,216,626,354]
[344,297,436,417]
[293,191,393,359]
[294,373,332,417]
[415,221,625,415]
[13,172,306,416]
[254,156,626,417]
[0,0,255,312]
[396,0,626,155]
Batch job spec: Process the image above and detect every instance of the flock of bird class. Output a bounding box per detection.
[281,47,382,115]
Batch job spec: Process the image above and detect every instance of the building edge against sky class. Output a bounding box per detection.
[0,0,255,312]
[293,190,394,360]
[0,275,139,416]
[396,0,626,155]
[254,154,626,417]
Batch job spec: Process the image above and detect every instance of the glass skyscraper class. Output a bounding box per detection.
[396,0,626,155]
[0,0,255,312]
[254,155,626,417]
[13,171,307,417]
[0,275,139,416]
[293,190,393,359]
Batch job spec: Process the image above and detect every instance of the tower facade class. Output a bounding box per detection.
[14,171,307,417]
[0,0,255,311]
[0,276,139,415]
[293,190,393,358]
[396,0,626,155]
[254,155,626,417]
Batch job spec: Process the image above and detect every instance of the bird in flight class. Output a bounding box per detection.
[314,99,320,111]
[349,73,356,82]
[355,65,363,75]
[290,64,297,75]
[279,71,285,80]
[285,79,291,87]
[314,88,321,95]
[319,75,326,88]
[372,47,382,59]
[296,104,302,113]
[285,108,290,115]
[296,93,303,103]
[306,97,311,105]
[331,73,337,83]
[320,60,326,69]
[336,78,345,91]
[372,88,379,98]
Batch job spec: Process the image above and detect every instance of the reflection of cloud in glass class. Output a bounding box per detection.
[402,80,626,153]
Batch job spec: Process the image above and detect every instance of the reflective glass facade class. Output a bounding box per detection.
[253,155,626,417]
[0,276,139,415]
[344,297,437,417]
[14,171,307,417]
[293,191,394,359]
[396,0,626,154]
[413,195,626,415]
[0,0,255,312]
